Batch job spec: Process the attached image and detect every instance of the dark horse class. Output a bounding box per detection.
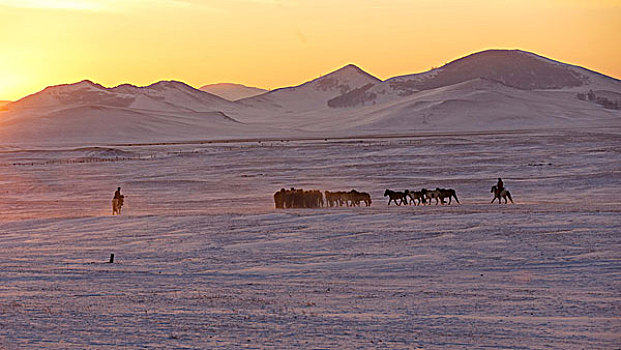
[384,189,408,206]
[491,185,513,204]
[437,188,460,205]
[112,196,124,215]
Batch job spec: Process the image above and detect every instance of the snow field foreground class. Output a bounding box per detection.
[0,130,620,348]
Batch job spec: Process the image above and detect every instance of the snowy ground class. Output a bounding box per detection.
[0,129,620,349]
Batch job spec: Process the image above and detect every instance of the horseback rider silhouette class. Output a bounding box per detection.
[112,187,125,215]
[114,187,123,200]
[496,178,504,196]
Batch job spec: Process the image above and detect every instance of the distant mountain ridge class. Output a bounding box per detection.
[1,49,619,145]
[7,79,234,114]
[329,50,619,108]
[199,83,267,101]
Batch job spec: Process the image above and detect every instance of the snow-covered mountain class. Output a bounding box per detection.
[6,80,234,114]
[328,50,621,108]
[232,50,620,133]
[1,50,619,146]
[237,64,381,112]
[0,80,259,145]
[199,83,267,101]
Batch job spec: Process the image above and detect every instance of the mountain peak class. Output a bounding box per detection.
[202,83,249,88]
[43,80,104,92]
[199,83,267,101]
[444,49,555,67]
[334,63,363,72]
[75,79,97,87]
[147,80,195,91]
[302,64,381,95]
[322,64,381,83]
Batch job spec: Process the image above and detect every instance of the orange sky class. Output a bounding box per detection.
[1,0,620,101]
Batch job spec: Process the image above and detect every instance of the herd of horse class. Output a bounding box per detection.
[273,188,372,209]
[383,188,460,206]
[112,185,513,215]
[273,185,513,209]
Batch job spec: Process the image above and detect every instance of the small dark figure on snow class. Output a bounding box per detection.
[112,187,125,215]
[491,178,513,204]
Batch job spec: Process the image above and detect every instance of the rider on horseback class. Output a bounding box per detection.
[112,187,125,215]
[114,187,123,200]
[496,178,504,197]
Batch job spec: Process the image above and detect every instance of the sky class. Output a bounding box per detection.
[1,0,620,101]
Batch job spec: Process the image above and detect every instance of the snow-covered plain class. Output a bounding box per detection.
[0,129,620,349]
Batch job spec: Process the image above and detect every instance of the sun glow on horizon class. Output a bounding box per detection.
[1,0,620,101]
[0,0,103,11]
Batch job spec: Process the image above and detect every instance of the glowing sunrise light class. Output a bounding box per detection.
[0,0,104,11]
